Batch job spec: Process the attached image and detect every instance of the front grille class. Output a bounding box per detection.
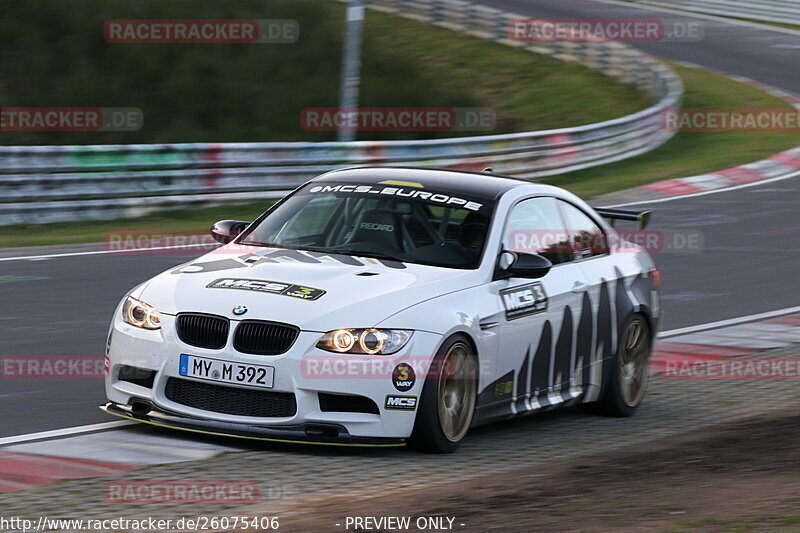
[234,320,299,355]
[164,377,297,418]
[176,313,229,350]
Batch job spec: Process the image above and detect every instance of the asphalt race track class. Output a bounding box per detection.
[1,0,799,446]
[0,249,201,437]
[1,173,798,438]
[481,0,800,93]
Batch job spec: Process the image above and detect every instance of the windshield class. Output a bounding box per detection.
[239,181,496,269]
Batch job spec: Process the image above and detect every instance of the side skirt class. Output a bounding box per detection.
[471,384,594,427]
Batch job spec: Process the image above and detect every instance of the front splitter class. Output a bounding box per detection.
[100,402,406,448]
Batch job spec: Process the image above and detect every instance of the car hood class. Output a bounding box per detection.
[134,245,482,331]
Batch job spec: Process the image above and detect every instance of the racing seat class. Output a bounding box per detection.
[347,209,403,250]
[459,212,490,250]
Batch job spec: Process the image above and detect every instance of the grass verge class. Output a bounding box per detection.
[616,1,800,32]
[3,62,798,248]
[0,1,649,144]
[733,18,800,32]
[2,14,798,246]
[0,202,276,249]
[542,62,800,198]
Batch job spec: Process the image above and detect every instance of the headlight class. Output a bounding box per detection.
[122,296,161,330]
[316,329,412,355]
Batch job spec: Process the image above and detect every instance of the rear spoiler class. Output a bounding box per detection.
[595,208,651,230]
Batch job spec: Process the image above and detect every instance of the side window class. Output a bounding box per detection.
[558,201,609,259]
[502,197,572,265]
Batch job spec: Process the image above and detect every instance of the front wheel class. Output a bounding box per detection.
[593,313,652,417]
[407,335,477,453]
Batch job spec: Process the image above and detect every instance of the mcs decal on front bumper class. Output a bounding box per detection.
[207,278,326,301]
[384,395,417,411]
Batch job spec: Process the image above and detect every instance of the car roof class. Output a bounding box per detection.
[313,166,536,200]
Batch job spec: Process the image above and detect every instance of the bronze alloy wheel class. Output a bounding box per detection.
[618,317,650,408]
[437,341,478,442]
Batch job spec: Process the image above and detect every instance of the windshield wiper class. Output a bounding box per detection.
[239,242,405,263]
[241,241,299,250]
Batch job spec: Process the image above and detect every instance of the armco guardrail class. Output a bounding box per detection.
[0,0,683,225]
[631,0,800,26]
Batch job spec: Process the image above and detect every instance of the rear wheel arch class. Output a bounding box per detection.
[628,303,656,338]
[588,310,653,416]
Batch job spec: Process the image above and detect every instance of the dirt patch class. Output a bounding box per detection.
[278,410,800,532]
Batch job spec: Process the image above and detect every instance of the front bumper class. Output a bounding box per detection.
[101,402,405,447]
[105,310,442,441]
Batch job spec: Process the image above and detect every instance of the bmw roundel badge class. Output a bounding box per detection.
[232,305,248,316]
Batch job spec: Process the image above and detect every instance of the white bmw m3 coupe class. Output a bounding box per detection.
[103,166,660,452]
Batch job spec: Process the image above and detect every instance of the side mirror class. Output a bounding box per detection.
[211,220,250,244]
[496,251,552,280]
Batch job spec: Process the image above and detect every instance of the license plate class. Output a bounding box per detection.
[179,354,274,388]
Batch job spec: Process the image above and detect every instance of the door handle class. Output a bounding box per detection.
[571,281,589,293]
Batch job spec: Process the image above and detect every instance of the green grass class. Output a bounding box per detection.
[617,1,800,31]
[733,19,800,31]
[2,5,798,247]
[690,14,800,32]
[3,62,798,248]
[673,516,758,532]
[777,514,800,526]
[0,201,275,249]
[0,0,649,145]
[671,512,800,532]
[361,12,652,133]
[544,62,800,198]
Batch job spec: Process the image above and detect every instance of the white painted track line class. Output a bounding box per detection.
[2,173,796,262]
[4,429,245,464]
[658,305,800,339]
[0,421,135,446]
[588,0,800,38]
[604,170,800,208]
[0,242,214,262]
[0,305,795,446]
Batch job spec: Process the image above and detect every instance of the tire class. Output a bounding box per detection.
[591,313,652,417]
[407,334,478,453]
